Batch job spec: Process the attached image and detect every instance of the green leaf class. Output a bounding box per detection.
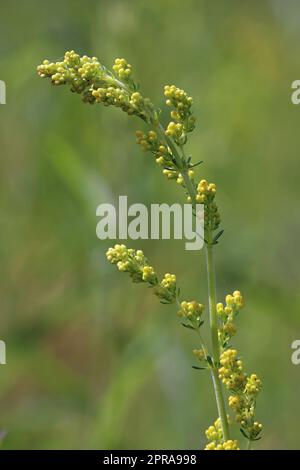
[164,166,177,171]
[240,428,250,440]
[190,160,203,168]
[206,356,214,367]
[213,230,224,244]
[181,322,195,330]
[192,365,206,371]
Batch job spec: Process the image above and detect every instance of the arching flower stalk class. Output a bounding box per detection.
[37,51,263,450]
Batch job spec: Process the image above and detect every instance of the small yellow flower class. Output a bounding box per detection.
[225,294,234,306]
[193,348,205,360]
[156,156,165,165]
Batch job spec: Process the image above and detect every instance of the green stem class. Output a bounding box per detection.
[210,368,230,440]
[205,242,220,362]
[154,120,230,442]
[195,329,209,360]
[181,170,197,202]
[179,165,230,442]
[205,235,230,442]
[247,439,252,450]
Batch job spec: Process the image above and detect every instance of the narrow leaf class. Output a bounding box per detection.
[181,322,195,330]
[213,229,224,244]
[190,160,204,168]
[240,428,250,439]
[206,355,214,367]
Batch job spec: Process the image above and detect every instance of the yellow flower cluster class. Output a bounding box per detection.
[106,244,157,285]
[162,169,179,180]
[77,55,102,80]
[217,291,244,349]
[245,374,262,395]
[135,130,181,182]
[112,58,132,80]
[205,419,223,442]
[230,389,263,441]
[135,130,160,152]
[91,87,148,119]
[38,52,200,189]
[92,87,132,113]
[177,301,204,324]
[37,51,102,95]
[164,85,196,137]
[106,243,132,263]
[205,440,240,451]
[205,417,240,450]
[177,300,204,330]
[219,349,263,441]
[106,245,177,304]
[187,179,221,230]
[160,273,176,289]
[164,85,193,113]
[228,394,243,409]
[155,147,169,164]
[165,121,184,141]
[224,291,244,310]
[154,273,177,304]
[219,349,246,390]
[192,348,205,361]
[37,51,153,120]
[196,179,217,203]
[142,266,157,284]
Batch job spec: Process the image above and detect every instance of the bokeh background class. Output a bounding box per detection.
[1,0,300,450]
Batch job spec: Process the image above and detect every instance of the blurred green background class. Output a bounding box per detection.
[1,0,300,450]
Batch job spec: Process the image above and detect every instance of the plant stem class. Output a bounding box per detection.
[181,165,230,441]
[154,121,230,442]
[210,368,230,440]
[205,241,220,362]
[181,170,197,201]
[205,234,230,441]
[195,329,209,360]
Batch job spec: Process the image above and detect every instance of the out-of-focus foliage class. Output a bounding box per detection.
[1,0,300,449]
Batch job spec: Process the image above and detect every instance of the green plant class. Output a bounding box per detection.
[37,51,263,450]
